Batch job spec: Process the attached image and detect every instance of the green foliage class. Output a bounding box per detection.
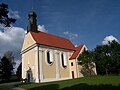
[16,63,22,80]
[78,40,120,75]
[4,51,16,67]
[78,50,95,75]
[0,51,15,82]
[0,56,13,81]
[94,40,120,75]
[0,3,16,27]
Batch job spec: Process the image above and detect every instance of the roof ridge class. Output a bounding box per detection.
[38,31,73,41]
[75,44,84,47]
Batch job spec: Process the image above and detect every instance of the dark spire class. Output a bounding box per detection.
[27,10,38,32]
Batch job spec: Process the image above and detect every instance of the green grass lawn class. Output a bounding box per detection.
[0,81,20,87]
[17,75,120,90]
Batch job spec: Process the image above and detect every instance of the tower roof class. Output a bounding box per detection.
[28,10,37,17]
[27,10,37,32]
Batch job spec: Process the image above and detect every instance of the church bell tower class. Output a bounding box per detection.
[27,10,38,32]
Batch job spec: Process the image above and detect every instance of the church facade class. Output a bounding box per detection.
[21,10,97,83]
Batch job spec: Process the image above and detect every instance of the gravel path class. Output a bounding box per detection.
[0,84,26,90]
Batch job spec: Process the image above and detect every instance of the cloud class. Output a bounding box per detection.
[38,25,47,32]
[102,35,119,45]
[63,31,78,40]
[0,25,47,60]
[0,26,26,60]
[0,24,47,72]
[8,9,20,19]
[0,26,26,72]
[0,25,46,71]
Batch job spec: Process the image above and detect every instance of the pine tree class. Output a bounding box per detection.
[16,63,22,80]
[0,56,13,81]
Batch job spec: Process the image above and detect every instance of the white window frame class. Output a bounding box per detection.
[60,52,67,69]
[45,49,54,65]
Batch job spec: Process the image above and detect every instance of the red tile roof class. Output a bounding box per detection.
[30,31,75,51]
[69,44,84,60]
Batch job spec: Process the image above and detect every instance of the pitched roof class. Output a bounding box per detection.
[30,31,75,51]
[69,44,84,60]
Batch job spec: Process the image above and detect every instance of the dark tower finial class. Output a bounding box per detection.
[27,10,38,32]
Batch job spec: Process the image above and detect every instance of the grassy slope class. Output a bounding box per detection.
[18,75,120,90]
[0,82,20,86]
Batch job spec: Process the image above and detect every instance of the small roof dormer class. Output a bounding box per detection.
[27,10,38,32]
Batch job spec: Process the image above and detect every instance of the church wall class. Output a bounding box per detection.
[77,62,97,77]
[42,48,56,79]
[59,51,70,78]
[22,47,39,82]
[69,59,78,78]
[21,32,36,51]
[77,65,84,77]
[68,52,78,79]
[39,46,72,82]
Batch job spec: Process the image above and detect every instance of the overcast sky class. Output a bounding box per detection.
[0,0,120,69]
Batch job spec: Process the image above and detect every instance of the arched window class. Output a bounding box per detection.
[46,50,54,65]
[47,51,51,64]
[61,53,67,68]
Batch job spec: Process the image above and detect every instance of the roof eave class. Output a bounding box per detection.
[69,44,87,60]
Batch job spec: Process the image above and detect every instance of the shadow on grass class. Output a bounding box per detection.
[28,84,59,90]
[28,83,120,90]
[62,84,120,90]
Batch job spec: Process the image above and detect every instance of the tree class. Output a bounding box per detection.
[0,51,15,82]
[16,62,22,80]
[0,3,16,27]
[4,51,16,73]
[109,40,120,74]
[94,45,110,75]
[4,51,15,65]
[94,40,120,75]
[78,50,95,76]
[0,56,13,81]
[0,56,2,81]
[78,40,120,75]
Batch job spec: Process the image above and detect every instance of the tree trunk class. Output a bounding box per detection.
[105,68,108,75]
